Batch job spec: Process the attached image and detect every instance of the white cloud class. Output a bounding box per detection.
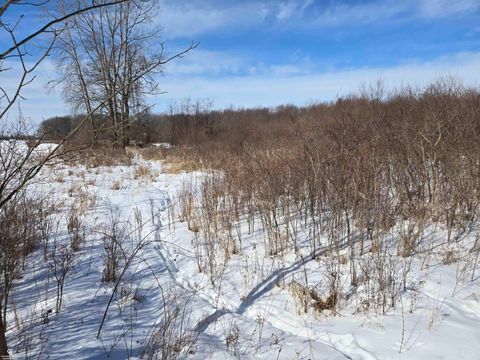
[269,64,304,76]
[277,2,297,21]
[276,0,313,21]
[157,0,270,39]
[163,49,312,77]
[157,0,318,39]
[154,52,480,110]
[310,1,407,28]
[306,0,478,29]
[163,49,245,76]
[155,0,480,39]
[418,0,480,18]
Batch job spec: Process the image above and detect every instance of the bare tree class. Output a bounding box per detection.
[55,0,197,148]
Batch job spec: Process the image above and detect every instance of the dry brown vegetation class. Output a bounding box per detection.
[152,80,480,314]
[0,192,56,333]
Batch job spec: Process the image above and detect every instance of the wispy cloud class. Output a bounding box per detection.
[297,0,480,29]
[418,0,480,19]
[157,0,480,39]
[309,1,407,28]
[157,0,317,39]
[157,0,270,39]
[163,49,245,76]
[163,49,313,77]
[156,51,480,110]
[276,0,314,21]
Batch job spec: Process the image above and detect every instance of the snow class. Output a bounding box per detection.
[5,155,480,359]
[151,143,173,149]
[32,142,58,155]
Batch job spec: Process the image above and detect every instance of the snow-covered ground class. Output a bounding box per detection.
[5,155,480,359]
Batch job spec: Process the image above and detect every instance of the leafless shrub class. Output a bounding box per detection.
[67,205,86,251]
[37,199,56,261]
[12,300,49,359]
[117,282,145,314]
[55,175,65,183]
[225,321,241,357]
[177,181,196,227]
[111,180,122,191]
[100,210,128,283]
[0,192,49,326]
[69,148,134,168]
[67,184,96,213]
[134,164,153,180]
[141,293,197,360]
[471,232,480,281]
[443,249,458,265]
[49,238,76,313]
[287,275,339,315]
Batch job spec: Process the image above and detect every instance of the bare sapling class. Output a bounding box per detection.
[48,238,76,313]
[100,209,129,283]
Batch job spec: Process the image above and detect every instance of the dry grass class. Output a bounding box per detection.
[66,148,133,168]
[287,280,338,315]
[137,147,169,161]
[138,146,204,174]
[67,183,96,213]
[443,249,459,265]
[111,180,122,190]
[133,164,153,179]
[162,161,199,174]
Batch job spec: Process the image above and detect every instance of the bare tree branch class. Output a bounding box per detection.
[0,0,129,61]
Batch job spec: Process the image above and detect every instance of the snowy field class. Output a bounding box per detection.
[5,154,480,359]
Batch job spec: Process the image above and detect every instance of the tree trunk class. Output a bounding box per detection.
[0,303,8,357]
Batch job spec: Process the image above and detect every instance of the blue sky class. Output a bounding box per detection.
[2,0,480,124]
